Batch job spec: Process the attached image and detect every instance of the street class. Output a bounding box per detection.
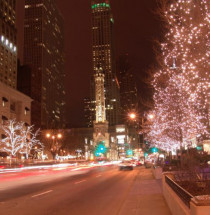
[0,164,171,215]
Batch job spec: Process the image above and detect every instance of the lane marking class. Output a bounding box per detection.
[96,174,102,177]
[31,190,53,198]
[74,180,86,184]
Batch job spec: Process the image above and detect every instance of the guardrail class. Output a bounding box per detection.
[165,175,193,208]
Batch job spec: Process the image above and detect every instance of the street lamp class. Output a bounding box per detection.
[128,112,136,120]
[57,133,62,139]
[46,133,51,138]
[148,114,155,120]
[46,132,63,159]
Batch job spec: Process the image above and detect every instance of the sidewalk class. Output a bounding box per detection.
[119,167,171,215]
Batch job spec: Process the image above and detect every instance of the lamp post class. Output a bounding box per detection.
[127,111,139,157]
[46,132,62,160]
[129,112,136,120]
[141,113,155,153]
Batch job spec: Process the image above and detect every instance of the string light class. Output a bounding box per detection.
[148,0,209,152]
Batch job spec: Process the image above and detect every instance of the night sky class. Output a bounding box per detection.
[17,0,163,127]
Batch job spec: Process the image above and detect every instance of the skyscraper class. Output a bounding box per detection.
[84,97,94,128]
[24,0,66,129]
[117,54,138,122]
[91,0,120,126]
[0,0,17,88]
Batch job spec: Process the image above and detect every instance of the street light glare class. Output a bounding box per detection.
[46,133,51,138]
[148,114,155,119]
[129,113,136,119]
[57,133,62,138]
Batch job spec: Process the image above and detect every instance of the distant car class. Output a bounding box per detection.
[145,162,152,168]
[119,160,133,170]
[135,160,142,166]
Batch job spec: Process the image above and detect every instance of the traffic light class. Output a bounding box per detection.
[196,146,202,151]
[95,151,100,157]
[98,144,106,153]
[151,147,158,153]
[126,149,133,156]
[94,143,106,157]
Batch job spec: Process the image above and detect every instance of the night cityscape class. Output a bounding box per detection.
[0,0,209,215]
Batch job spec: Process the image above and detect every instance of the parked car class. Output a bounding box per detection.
[119,160,134,170]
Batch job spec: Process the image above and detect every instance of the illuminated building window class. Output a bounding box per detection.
[1,35,4,42]
[24,107,30,115]
[25,5,31,9]
[36,4,43,7]
[2,97,8,107]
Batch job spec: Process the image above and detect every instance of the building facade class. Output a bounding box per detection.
[84,97,94,127]
[117,54,138,123]
[24,0,66,129]
[0,0,17,88]
[90,0,120,126]
[93,68,109,150]
[0,81,32,139]
[17,60,32,97]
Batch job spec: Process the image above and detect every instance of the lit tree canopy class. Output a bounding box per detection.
[0,119,43,158]
[20,126,43,159]
[148,0,209,150]
[0,120,24,156]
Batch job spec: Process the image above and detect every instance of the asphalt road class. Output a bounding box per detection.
[0,165,139,215]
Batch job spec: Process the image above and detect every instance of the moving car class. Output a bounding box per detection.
[119,160,133,170]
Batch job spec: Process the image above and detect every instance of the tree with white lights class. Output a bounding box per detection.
[148,0,209,151]
[0,119,43,158]
[0,120,24,157]
[20,126,43,159]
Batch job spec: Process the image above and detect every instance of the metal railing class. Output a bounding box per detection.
[165,175,193,208]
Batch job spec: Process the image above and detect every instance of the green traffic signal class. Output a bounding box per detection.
[151,147,158,153]
[98,144,106,153]
[126,149,133,156]
[95,143,106,157]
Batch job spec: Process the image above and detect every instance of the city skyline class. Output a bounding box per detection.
[17,0,162,127]
[0,1,209,214]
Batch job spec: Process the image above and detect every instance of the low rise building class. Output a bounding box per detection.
[0,82,32,139]
[203,140,210,155]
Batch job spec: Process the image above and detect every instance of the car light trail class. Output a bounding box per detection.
[0,163,77,174]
